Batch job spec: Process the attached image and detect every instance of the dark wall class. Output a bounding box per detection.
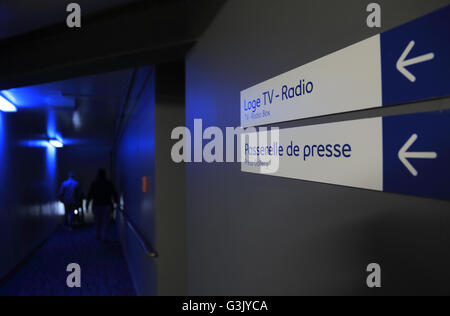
[185,0,450,295]
[114,63,187,296]
[155,63,187,296]
[0,109,61,281]
[115,67,157,296]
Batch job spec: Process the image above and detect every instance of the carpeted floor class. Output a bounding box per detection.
[0,225,136,296]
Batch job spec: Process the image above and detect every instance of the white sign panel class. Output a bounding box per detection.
[241,110,450,200]
[241,36,382,127]
[241,118,383,191]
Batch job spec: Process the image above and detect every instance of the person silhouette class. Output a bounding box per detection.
[87,169,118,242]
[59,172,82,230]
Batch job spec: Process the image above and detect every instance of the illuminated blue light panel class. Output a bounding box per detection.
[0,95,17,112]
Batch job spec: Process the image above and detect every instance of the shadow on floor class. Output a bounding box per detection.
[0,225,136,296]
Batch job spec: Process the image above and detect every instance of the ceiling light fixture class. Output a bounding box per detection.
[0,94,18,112]
[49,138,64,148]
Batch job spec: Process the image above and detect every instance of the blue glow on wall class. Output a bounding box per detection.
[20,140,51,148]
[0,113,5,187]
[46,110,58,197]
[46,142,57,184]
[0,112,4,150]
[47,109,57,139]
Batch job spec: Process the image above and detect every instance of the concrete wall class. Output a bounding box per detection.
[0,109,61,282]
[185,0,450,295]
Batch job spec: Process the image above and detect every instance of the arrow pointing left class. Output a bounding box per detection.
[398,134,437,176]
[397,41,435,83]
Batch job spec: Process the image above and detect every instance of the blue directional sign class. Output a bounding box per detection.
[242,110,450,201]
[381,5,450,106]
[241,4,450,128]
[383,111,450,200]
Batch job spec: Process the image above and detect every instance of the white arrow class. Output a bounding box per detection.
[398,134,437,177]
[396,41,435,82]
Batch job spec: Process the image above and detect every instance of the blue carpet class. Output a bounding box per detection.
[0,225,136,296]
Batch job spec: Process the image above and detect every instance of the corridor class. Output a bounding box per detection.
[0,64,177,296]
[0,225,135,296]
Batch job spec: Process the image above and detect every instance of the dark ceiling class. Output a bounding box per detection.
[0,0,225,148]
[0,0,226,90]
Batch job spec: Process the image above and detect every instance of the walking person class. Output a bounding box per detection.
[87,169,118,242]
[59,172,82,230]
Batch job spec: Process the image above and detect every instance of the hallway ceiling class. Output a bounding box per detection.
[0,0,225,91]
[4,69,135,147]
